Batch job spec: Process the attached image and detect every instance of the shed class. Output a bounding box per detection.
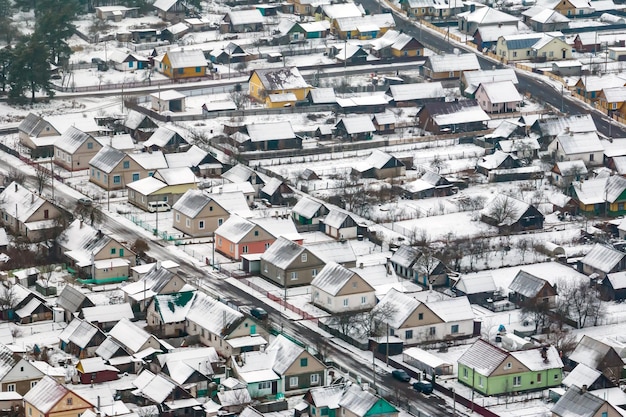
[403,347,453,375]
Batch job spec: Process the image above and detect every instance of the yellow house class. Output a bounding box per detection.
[249,67,311,103]
[127,167,199,211]
[155,49,207,79]
[89,146,168,191]
[24,376,93,417]
[333,13,395,40]
[553,0,594,16]
[496,33,571,62]
[598,86,626,113]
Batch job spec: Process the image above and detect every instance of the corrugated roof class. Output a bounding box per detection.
[55,126,96,154]
[458,339,508,376]
[551,385,608,417]
[581,243,625,273]
[554,131,603,155]
[511,346,563,371]
[373,288,420,328]
[186,292,243,335]
[165,49,207,69]
[109,318,155,353]
[335,13,395,32]
[388,82,444,102]
[266,334,306,375]
[562,363,602,388]
[569,335,622,370]
[311,262,358,296]
[89,146,126,173]
[509,270,549,298]
[539,114,597,137]
[24,376,77,413]
[227,9,263,25]
[390,244,419,269]
[56,285,92,313]
[428,297,474,322]
[261,236,306,270]
[427,53,480,73]
[455,272,496,295]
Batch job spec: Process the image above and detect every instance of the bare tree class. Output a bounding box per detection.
[486,195,519,226]
[35,166,49,194]
[429,155,447,174]
[520,297,551,334]
[0,283,17,316]
[230,83,250,110]
[544,324,577,358]
[558,282,605,328]
[368,302,398,338]
[5,168,25,186]
[75,202,104,226]
[414,250,443,289]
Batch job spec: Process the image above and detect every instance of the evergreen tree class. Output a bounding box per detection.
[0,46,13,93]
[8,35,54,104]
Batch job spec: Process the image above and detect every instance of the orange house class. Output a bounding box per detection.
[24,376,93,417]
[214,215,302,260]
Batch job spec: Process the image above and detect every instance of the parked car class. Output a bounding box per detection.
[391,369,411,382]
[250,307,268,320]
[412,380,433,394]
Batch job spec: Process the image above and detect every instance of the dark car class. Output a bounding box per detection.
[391,369,411,382]
[250,307,268,320]
[412,380,433,394]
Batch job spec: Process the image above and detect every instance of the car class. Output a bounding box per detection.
[250,307,268,320]
[77,198,93,207]
[391,369,411,382]
[412,380,433,394]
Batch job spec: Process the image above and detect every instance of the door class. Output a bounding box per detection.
[250,324,256,335]
[272,381,278,394]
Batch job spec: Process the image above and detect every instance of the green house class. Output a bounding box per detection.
[458,339,564,396]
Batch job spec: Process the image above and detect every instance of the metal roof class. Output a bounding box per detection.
[54,126,96,154]
[261,236,306,270]
[89,146,126,173]
[458,339,508,376]
[581,243,625,273]
[311,262,360,296]
[509,270,549,298]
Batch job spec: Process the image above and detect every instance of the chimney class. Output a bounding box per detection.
[14,183,17,192]
[31,194,34,204]
[80,221,83,229]
[359,263,364,269]
[582,384,588,393]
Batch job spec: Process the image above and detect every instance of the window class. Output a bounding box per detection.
[505,362,512,369]
[186,219,191,227]
[119,248,124,257]
[418,313,424,320]
[478,376,484,387]
[242,245,249,254]
[462,368,468,379]
[97,171,100,179]
[230,243,234,251]
[57,150,60,157]
[602,412,608,417]
[513,376,521,387]
[265,243,270,249]
[67,398,73,406]
[451,324,459,334]
[312,268,318,277]
[389,328,394,336]
[132,173,139,181]
[429,327,435,335]
[352,281,357,288]
[301,253,307,262]
[405,330,413,339]
[44,210,49,219]
[218,218,224,226]
[254,230,259,236]
[217,237,222,246]
[549,51,554,57]
[311,374,320,385]
[258,381,271,390]
[537,373,542,383]
[589,154,594,161]
[7,384,14,392]
[289,376,299,387]
[87,142,93,150]
[264,264,268,273]
[176,213,180,222]
[30,381,37,388]
[513,51,517,57]
[113,175,121,184]
[291,271,298,280]
[178,68,184,74]
[111,248,116,255]
[91,168,94,177]
[196,66,202,73]
[199,220,205,229]
[123,161,130,169]
[209,206,213,211]
[300,358,308,367]
[361,296,367,305]
[343,299,349,307]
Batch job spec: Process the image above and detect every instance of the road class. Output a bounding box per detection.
[366,2,626,138]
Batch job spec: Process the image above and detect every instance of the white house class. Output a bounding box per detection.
[548,131,604,166]
[475,81,522,113]
[310,262,376,313]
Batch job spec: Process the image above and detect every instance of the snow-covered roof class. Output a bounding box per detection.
[581,243,625,273]
[480,194,532,225]
[455,272,496,295]
[54,126,96,154]
[428,297,474,322]
[355,149,398,171]
[56,285,92,313]
[602,86,626,103]
[247,122,295,142]
[24,376,81,413]
[477,150,516,170]
[464,69,518,94]
[311,262,366,296]
[217,388,251,407]
[458,339,508,375]
[164,145,209,168]
[82,303,134,324]
[307,240,357,265]
[606,271,626,290]
[308,385,345,409]
[0,182,47,223]
[551,385,613,417]
[337,115,375,134]
[580,74,626,92]
[153,0,179,11]
[478,81,521,104]
[569,335,623,370]
[157,347,218,383]
[308,88,337,104]
[554,131,603,155]
[387,82,444,102]
[267,93,297,103]
[321,2,364,19]
[509,270,550,298]
[89,146,126,173]
[130,151,168,171]
[531,8,570,23]
[144,126,186,149]
[60,317,102,348]
[153,291,196,324]
[153,167,196,186]
[77,357,118,374]
[425,100,490,126]
[498,138,540,153]
[227,9,264,25]
[261,236,307,270]
[252,67,309,91]
[335,13,395,32]
[232,351,280,383]
[165,49,207,69]
[109,318,156,354]
[511,345,563,371]
[127,177,167,195]
[186,292,244,335]
[373,288,420,328]
[323,208,354,229]
[339,384,395,417]
[132,370,176,404]
[562,363,602,388]
[539,114,597,137]
[461,6,519,24]
[222,164,269,185]
[172,189,250,218]
[426,53,480,73]
[266,334,308,375]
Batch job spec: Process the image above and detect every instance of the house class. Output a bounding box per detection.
[453,272,497,305]
[333,43,370,64]
[24,376,93,417]
[0,344,44,394]
[80,304,134,331]
[58,220,135,284]
[172,190,251,238]
[475,81,522,113]
[580,243,626,279]
[215,215,301,261]
[417,100,490,133]
[373,289,475,344]
[150,91,187,115]
[59,317,106,358]
[311,262,376,313]
[143,126,189,153]
[333,14,395,40]
[279,21,330,42]
[386,82,444,106]
[318,3,364,23]
[551,385,624,417]
[248,67,310,103]
[351,150,405,179]
[122,110,158,141]
[476,150,521,176]
[0,182,63,242]
[322,208,363,240]
[473,23,530,51]
[130,369,195,410]
[109,50,149,71]
[230,122,301,151]
[457,339,563,396]
[497,138,540,160]
[495,33,572,62]
[17,114,59,158]
[12,285,52,324]
[121,266,187,312]
[146,291,195,338]
[127,167,198,212]
[209,42,249,65]
[155,347,219,398]
[601,271,626,301]
[307,240,357,268]
[95,6,139,21]
[260,236,326,288]
[221,164,269,194]
[389,245,420,280]
[108,318,163,357]
[76,357,119,384]
[161,22,191,42]
[53,126,102,171]
[571,175,626,216]
[553,0,595,16]
[537,114,597,140]
[305,384,397,417]
[561,363,607,390]
[260,178,294,206]
[422,54,480,80]
[335,116,376,141]
[598,86,626,115]
[529,9,570,32]
[89,147,168,191]
[234,335,325,398]
[185,292,269,356]
[370,30,424,59]
[372,112,396,134]
[291,197,328,225]
[551,160,588,188]
[508,270,558,308]
[307,88,337,105]
[222,10,264,33]
[401,171,455,200]
[398,0,464,18]
[153,0,191,22]
[574,75,626,101]
[55,286,95,323]
[154,49,207,80]
[568,335,624,385]
[457,7,519,35]
[461,69,519,98]
[549,131,604,166]
[480,195,544,232]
